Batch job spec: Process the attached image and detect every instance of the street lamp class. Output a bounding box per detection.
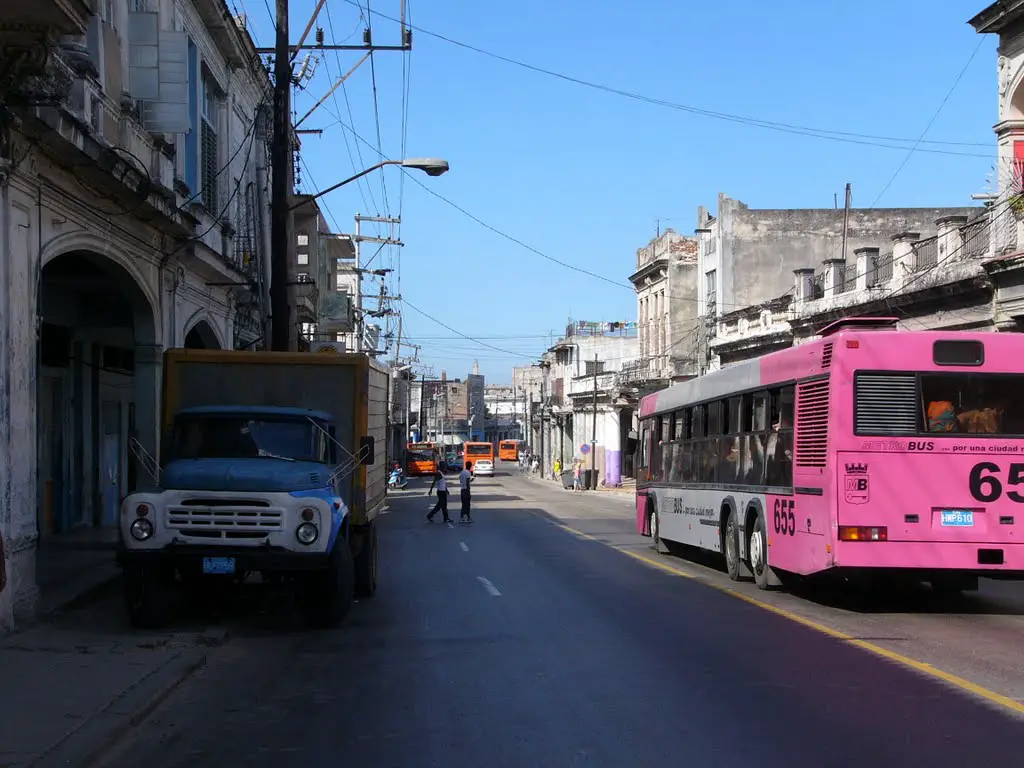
[289,158,450,210]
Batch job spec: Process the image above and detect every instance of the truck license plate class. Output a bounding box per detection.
[202,557,236,574]
[940,510,974,527]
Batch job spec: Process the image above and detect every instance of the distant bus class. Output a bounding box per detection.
[406,442,440,476]
[636,317,1024,594]
[463,441,495,465]
[498,440,520,462]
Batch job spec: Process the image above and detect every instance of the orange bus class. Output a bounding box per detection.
[406,442,440,476]
[498,440,519,462]
[463,441,494,467]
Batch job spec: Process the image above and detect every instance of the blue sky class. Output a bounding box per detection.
[237,0,998,383]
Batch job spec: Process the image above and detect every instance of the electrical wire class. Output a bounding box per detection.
[869,38,987,208]
[402,298,534,357]
[341,0,993,157]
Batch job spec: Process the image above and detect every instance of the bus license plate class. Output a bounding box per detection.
[940,510,974,527]
[202,557,236,574]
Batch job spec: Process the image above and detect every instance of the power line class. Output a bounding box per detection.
[320,117,633,290]
[870,38,987,208]
[402,298,535,357]
[342,0,993,157]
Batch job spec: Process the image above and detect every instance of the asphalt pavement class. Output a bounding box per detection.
[99,468,1024,768]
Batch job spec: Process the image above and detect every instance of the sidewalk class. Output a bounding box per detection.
[521,470,636,496]
[0,580,227,768]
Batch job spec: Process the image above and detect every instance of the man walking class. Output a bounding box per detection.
[426,468,452,523]
[459,461,475,524]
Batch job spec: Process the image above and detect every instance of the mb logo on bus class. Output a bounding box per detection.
[844,463,870,505]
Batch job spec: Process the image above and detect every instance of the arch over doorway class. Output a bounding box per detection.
[37,248,161,543]
[183,318,223,349]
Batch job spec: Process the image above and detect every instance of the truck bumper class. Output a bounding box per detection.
[116,545,330,572]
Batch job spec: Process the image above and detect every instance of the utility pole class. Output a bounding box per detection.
[353,213,401,354]
[539,374,546,480]
[840,182,852,263]
[269,0,292,351]
[591,353,598,489]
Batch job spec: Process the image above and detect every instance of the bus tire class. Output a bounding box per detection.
[724,511,741,582]
[354,521,378,598]
[298,539,355,629]
[748,512,771,590]
[123,564,172,629]
[650,502,669,555]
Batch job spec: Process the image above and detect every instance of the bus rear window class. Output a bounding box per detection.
[921,374,1024,435]
[933,340,984,366]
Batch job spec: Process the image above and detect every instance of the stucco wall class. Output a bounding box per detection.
[718,194,982,310]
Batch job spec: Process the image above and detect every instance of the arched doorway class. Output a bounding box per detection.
[37,250,159,539]
[184,319,222,349]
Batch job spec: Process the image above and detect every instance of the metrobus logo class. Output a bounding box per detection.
[844,463,870,504]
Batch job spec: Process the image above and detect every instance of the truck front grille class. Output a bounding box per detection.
[167,499,284,534]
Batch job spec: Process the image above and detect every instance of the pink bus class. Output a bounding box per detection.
[636,317,1024,593]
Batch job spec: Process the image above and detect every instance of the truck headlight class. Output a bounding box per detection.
[296,522,319,545]
[130,518,154,541]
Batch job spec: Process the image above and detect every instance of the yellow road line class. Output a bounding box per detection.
[539,513,1024,717]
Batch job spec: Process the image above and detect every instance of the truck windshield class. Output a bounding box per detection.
[170,415,326,463]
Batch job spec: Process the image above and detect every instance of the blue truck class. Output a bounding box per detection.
[117,348,388,629]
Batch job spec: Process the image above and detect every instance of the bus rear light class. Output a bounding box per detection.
[838,526,887,542]
[845,340,860,348]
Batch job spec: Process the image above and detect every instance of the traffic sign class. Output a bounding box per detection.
[580,443,591,455]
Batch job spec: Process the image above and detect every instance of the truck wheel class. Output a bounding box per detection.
[123,565,171,629]
[298,539,355,629]
[354,521,378,598]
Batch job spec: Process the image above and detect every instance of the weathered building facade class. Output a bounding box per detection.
[624,229,700,392]
[710,207,1013,364]
[0,0,270,629]
[694,193,983,372]
[532,321,639,486]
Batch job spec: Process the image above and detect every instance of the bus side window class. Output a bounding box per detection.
[638,423,649,470]
[766,386,794,487]
[670,410,687,484]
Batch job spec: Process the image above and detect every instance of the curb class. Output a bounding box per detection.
[34,647,211,768]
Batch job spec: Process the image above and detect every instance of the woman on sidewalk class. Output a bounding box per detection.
[572,459,583,492]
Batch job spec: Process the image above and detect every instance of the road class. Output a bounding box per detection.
[99,468,1024,767]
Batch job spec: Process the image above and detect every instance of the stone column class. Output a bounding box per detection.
[891,232,921,283]
[936,215,968,264]
[605,407,623,487]
[854,247,879,291]
[823,258,846,298]
[793,268,815,302]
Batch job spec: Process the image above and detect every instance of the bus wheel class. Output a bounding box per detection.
[650,503,668,554]
[724,512,741,582]
[749,513,770,590]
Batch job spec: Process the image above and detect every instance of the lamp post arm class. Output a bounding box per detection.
[288,161,397,210]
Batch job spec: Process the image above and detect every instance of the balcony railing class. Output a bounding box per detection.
[294,275,319,320]
[568,371,617,397]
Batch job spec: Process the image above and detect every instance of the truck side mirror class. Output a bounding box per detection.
[359,436,375,465]
[328,425,337,464]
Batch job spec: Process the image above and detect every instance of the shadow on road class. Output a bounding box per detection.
[658,541,1024,617]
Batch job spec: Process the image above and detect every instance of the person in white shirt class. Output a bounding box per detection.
[426,469,451,523]
[458,461,474,523]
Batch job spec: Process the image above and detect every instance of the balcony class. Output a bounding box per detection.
[616,357,666,386]
[0,0,94,41]
[294,274,319,322]
[568,371,617,397]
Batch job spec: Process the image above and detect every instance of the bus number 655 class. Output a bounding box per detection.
[773,499,796,537]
